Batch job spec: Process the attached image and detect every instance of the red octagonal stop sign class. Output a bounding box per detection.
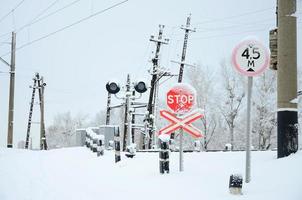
[166,83,196,114]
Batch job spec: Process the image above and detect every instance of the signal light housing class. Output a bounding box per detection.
[134,81,148,93]
[106,81,120,94]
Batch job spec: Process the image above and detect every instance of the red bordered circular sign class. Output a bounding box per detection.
[166,83,196,114]
[232,39,270,77]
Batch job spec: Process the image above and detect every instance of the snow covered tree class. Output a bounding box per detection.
[186,64,218,150]
[252,70,277,150]
[46,112,88,148]
[219,61,245,150]
[90,110,106,126]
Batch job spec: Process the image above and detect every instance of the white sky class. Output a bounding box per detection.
[0,0,301,147]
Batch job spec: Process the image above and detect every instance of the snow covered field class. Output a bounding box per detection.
[0,147,301,200]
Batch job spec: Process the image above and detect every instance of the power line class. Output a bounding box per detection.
[189,28,269,41]
[29,0,81,26]
[197,18,275,32]
[171,17,275,38]
[0,0,129,57]
[0,0,81,38]
[0,0,26,24]
[16,0,60,33]
[193,7,274,26]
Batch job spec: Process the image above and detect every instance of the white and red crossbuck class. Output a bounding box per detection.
[159,109,203,138]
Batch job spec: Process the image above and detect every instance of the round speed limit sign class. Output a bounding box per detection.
[232,39,270,76]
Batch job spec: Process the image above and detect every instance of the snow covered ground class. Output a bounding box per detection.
[0,147,301,200]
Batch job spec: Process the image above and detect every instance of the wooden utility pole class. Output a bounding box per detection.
[146,25,169,149]
[38,76,47,150]
[7,32,16,148]
[177,15,195,83]
[277,0,298,158]
[171,15,195,141]
[123,74,131,151]
[25,73,47,150]
[131,90,136,144]
[105,93,111,125]
[25,76,38,149]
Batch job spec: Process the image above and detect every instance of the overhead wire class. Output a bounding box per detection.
[0,0,26,24]
[0,0,129,57]
[16,0,60,33]
[188,28,270,41]
[193,7,275,26]
[0,0,82,38]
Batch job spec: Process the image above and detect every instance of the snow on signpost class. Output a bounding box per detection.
[159,83,203,172]
[231,39,270,183]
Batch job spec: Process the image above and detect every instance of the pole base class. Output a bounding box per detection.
[277,110,298,158]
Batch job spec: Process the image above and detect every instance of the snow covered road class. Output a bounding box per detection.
[0,147,301,200]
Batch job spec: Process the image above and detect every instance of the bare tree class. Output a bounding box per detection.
[252,71,277,150]
[186,64,218,150]
[90,110,106,126]
[219,61,245,150]
[46,112,88,148]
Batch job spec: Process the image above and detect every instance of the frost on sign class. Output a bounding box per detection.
[232,39,270,77]
[166,83,196,114]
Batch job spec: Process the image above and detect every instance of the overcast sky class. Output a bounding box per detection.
[0,0,301,147]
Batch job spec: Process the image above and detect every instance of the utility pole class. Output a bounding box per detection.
[25,73,47,150]
[177,14,196,83]
[105,93,111,125]
[7,32,16,148]
[131,90,136,143]
[123,74,131,151]
[146,25,169,149]
[171,15,195,141]
[277,0,298,158]
[38,76,47,150]
[25,76,38,149]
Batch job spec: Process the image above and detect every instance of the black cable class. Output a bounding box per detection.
[0,0,26,24]
[193,7,274,26]
[0,0,81,38]
[0,0,129,57]
[16,0,60,33]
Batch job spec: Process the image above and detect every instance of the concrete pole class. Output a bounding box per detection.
[7,32,16,148]
[277,0,298,158]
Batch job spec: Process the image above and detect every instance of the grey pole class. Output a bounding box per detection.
[179,128,184,172]
[7,32,16,148]
[177,15,195,172]
[123,74,131,151]
[38,76,47,150]
[245,77,253,183]
[105,93,111,125]
[277,0,298,158]
[127,90,132,147]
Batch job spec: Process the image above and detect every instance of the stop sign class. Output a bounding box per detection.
[166,83,196,114]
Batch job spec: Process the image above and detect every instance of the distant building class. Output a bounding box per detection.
[74,125,118,149]
[72,129,87,146]
[17,140,26,149]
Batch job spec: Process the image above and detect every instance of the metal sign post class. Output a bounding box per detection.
[159,83,203,172]
[232,39,270,183]
[245,77,253,183]
[179,128,184,171]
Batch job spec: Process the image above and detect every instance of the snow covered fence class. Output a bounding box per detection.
[159,134,170,174]
[86,128,105,156]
